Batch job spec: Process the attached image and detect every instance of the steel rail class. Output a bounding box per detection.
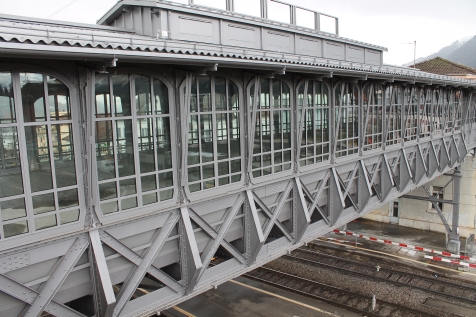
[288,250,476,305]
[300,247,476,293]
[244,266,436,317]
[308,241,476,290]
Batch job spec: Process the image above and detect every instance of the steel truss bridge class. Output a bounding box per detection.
[0,1,475,316]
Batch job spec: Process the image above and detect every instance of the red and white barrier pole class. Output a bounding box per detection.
[332,229,474,262]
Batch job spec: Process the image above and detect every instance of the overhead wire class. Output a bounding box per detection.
[47,0,80,19]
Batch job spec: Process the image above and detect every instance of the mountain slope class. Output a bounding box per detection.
[448,36,476,68]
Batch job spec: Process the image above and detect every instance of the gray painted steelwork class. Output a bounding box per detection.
[0,1,476,316]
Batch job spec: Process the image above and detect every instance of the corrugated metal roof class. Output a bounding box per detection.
[0,16,475,88]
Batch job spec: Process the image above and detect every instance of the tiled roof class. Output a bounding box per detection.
[412,57,476,76]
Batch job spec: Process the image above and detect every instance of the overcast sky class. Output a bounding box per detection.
[0,0,475,66]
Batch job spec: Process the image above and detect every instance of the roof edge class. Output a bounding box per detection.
[0,13,133,33]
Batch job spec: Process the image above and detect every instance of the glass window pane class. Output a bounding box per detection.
[198,77,211,112]
[194,0,226,10]
[120,178,136,196]
[202,163,214,179]
[0,127,23,198]
[4,220,28,238]
[47,76,71,120]
[159,171,173,189]
[138,118,155,173]
[35,214,56,231]
[296,8,315,29]
[190,77,198,113]
[95,77,111,118]
[101,201,118,215]
[116,120,135,177]
[215,77,226,111]
[58,189,79,209]
[159,189,173,201]
[60,209,79,225]
[154,79,169,114]
[0,72,16,123]
[268,0,290,24]
[156,117,172,170]
[190,183,201,193]
[121,197,137,210]
[216,113,228,159]
[188,115,199,165]
[228,80,239,111]
[20,73,46,122]
[188,166,200,182]
[113,75,131,116]
[52,124,76,187]
[219,177,229,186]
[201,114,214,163]
[33,193,55,215]
[231,159,241,173]
[25,125,53,192]
[99,182,117,200]
[143,192,157,205]
[96,121,115,181]
[135,75,151,115]
[141,175,157,192]
[218,161,229,176]
[1,198,26,221]
[230,113,240,158]
[234,0,261,17]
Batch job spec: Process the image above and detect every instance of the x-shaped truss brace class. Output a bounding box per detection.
[245,181,294,261]
[186,194,246,292]
[106,211,181,317]
[0,236,89,317]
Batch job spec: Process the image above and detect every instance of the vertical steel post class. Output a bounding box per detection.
[448,167,462,253]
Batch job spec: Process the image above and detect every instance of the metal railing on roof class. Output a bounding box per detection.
[168,0,339,35]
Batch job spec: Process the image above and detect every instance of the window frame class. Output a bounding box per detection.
[92,69,178,223]
[0,64,86,249]
[362,82,384,152]
[403,86,418,144]
[247,76,294,184]
[296,78,331,172]
[333,80,360,161]
[181,73,245,200]
[384,84,403,148]
[419,87,432,140]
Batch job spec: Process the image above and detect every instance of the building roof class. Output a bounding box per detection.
[412,57,476,76]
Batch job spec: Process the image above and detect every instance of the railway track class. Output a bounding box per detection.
[244,266,439,317]
[289,248,476,305]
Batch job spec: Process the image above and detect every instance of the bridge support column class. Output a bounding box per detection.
[447,168,462,254]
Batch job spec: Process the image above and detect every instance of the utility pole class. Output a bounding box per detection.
[402,41,417,68]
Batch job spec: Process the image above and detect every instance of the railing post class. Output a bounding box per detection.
[261,0,268,19]
[315,12,320,31]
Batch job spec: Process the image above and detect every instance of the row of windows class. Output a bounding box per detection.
[0,68,473,240]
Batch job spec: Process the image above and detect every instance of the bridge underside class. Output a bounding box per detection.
[1,4,476,316]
